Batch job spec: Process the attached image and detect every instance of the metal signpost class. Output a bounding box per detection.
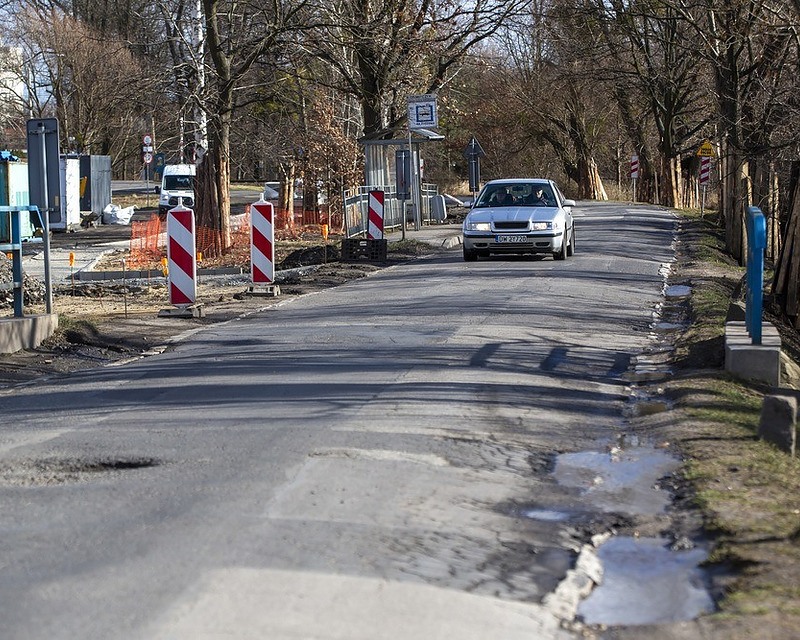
[406,94,438,230]
[463,136,485,204]
[395,149,411,240]
[143,133,154,206]
[26,118,60,314]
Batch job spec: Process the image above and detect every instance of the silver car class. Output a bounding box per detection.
[462,179,576,261]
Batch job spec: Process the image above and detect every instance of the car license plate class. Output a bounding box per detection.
[495,234,529,243]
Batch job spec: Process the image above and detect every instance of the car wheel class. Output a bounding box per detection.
[567,225,575,256]
[463,247,479,262]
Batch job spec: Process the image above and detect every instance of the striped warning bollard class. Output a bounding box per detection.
[368,190,384,240]
[159,203,204,318]
[699,157,711,185]
[247,200,280,297]
[699,157,711,217]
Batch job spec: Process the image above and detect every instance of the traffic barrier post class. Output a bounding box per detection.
[158,203,205,318]
[245,200,280,297]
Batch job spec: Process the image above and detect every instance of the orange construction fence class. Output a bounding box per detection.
[127,209,344,269]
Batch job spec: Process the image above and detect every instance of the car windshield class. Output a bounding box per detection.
[474,184,554,207]
[164,175,194,190]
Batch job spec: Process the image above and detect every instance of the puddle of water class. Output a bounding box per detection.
[653,321,685,332]
[578,536,714,625]
[520,508,571,522]
[665,284,692,299]
[553,443,678,516]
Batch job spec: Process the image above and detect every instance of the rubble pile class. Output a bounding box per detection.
[0,254,46,307]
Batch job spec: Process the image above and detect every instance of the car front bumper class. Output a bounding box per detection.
[463,231,563,254]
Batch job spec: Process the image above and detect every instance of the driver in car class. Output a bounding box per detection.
[490,188,516,206]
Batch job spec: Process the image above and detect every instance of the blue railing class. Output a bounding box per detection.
[0,205,43,318]
[745,206,767,345]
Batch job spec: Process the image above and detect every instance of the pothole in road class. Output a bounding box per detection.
[0,456,161,486]
[549,435,715,626]
[577,536,714,625]
[553,435,678,517]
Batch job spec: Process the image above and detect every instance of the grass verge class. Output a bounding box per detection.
[663,212,800,634]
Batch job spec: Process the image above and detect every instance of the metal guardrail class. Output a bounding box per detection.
[342,184,439,238]
[745,206,767,345]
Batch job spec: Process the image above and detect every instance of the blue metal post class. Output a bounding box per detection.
[0,205,42,319]
[745,206,766,345]
[10,208,22,317]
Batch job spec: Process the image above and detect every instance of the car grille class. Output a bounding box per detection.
[168,196,194,208]
[493,221,528,230]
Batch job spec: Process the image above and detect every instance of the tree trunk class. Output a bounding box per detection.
[278,160,296,230]
[772,172,800,323]
[194,107,231,251]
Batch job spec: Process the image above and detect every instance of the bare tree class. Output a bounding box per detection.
[192,0,312,250]
[670,0,800,259]
[8,6,153,169]
[565,0,710,207]
[306,0,529,138]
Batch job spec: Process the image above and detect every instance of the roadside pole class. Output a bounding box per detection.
[406,94,438,231]
[463,136,485,204]
[630,154,639,204]
[26,118,60,315]
[697,140,715,218]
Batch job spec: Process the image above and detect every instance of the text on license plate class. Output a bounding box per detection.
[495,234,529,243]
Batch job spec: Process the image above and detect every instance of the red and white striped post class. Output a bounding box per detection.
[630,154,640,203]
[367,190,384,240]
[699,157,710,185]
[699,157,711,217]
[166,203,197,307]
[250,200,275,284]
[247,199,280,296]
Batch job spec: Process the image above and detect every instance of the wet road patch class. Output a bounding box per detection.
[553,438,679,517]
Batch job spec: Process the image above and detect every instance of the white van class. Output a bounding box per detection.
[157,164,195,217]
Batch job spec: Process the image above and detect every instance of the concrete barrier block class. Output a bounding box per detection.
[724,321,782,387]
[758,393,797,457]
[0,314,59,354]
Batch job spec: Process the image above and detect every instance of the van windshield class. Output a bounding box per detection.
[164,175,194,190]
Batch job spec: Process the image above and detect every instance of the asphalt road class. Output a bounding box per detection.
[0,202,679,639]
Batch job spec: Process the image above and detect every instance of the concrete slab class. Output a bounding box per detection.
[157,304,206,319]
[724,321,782,386]
[0,314,59,354]
[242,284,281,297]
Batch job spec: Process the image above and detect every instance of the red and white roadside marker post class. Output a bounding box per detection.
[696,139,715,218]
[630,154,640,203]
[367,190,384,240]
[699,156,711,217]
[159,202,205,318]
[246,199,280,297]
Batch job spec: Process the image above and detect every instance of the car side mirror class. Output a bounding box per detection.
[563,199,576,207]
[154,185,160,194]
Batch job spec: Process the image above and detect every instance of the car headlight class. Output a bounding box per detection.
[465,221,491,231]
[530,222,553,230]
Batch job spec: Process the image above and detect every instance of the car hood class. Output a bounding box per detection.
[467,206,560,222]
